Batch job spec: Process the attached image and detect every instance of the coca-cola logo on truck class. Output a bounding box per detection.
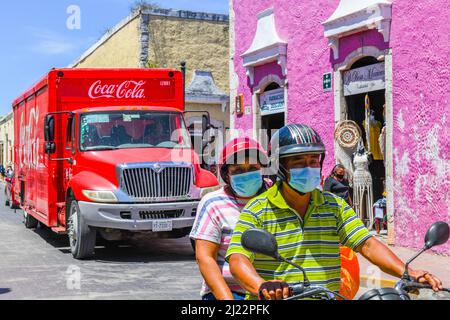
[88,80,146,99]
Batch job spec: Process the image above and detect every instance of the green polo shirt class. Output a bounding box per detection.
[225,182,371,300]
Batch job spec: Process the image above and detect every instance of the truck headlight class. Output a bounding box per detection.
[82,190,118,203]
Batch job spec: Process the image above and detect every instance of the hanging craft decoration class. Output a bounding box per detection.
[364,94,372,153]
[334,120,363,188]
[335,120,362,149]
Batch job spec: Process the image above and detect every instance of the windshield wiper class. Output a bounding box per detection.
[84,146,119,151]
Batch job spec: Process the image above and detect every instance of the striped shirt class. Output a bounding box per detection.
[190,187,247,297]
[225,182,372,300]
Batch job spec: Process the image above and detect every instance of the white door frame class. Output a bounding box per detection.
[333,46,395,243]
[252,74,288,147]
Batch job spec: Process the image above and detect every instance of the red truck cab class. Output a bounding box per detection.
[13,68,218,259]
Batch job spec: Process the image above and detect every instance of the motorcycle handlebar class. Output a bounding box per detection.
[398,280,450,293]
[291,284,305,295]
[285,285,348,300]
[260,281,449,301]
[405,283,432,290]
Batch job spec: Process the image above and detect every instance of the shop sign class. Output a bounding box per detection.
[260,88,285,116]
[344,62,385,96]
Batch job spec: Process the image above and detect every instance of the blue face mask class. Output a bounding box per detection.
[230,170,263,198]
[288,167,321,194]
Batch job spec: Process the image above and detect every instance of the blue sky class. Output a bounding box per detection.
[0,0,228,114]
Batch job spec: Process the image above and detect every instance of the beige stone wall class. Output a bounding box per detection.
[71,13,229,93]
[74,16,140,68]
[0,113,14,168]
[147,16,229,92]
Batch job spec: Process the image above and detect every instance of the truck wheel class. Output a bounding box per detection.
[11,202,20,210]
[24,211,38,229]
[68,200,97,260]
[5,199,10,207]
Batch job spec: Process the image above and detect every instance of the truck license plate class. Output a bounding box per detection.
[153,220,173,232]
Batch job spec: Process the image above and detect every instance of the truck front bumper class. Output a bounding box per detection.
[77,201,199,231]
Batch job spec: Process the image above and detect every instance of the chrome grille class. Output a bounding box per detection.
[139,209,184,220]
[121,165,192,200]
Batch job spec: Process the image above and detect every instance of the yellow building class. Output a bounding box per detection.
[0,111,14,169]
[70,7,230,154]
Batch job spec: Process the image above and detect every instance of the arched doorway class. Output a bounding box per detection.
[345,56,386,202]
[259,82,285,147]
[342,55,387,229]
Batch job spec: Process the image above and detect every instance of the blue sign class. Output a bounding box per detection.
[260,88,285,115]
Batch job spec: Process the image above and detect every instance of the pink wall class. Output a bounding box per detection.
[232,0,450,254]
[253,61,284,88]
[333,29,389,65]
[233,0,341,174]
[390,0,450,254]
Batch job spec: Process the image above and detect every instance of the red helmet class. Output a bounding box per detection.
[219,137,268,183]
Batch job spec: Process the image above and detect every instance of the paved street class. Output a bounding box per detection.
[1,181,448,300]
[0,184,203,300]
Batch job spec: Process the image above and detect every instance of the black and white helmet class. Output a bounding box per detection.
[270,124,326,179]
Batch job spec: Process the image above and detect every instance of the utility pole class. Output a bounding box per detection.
[180,61,186,109]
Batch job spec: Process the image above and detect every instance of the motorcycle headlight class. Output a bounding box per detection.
[82,190,118,203]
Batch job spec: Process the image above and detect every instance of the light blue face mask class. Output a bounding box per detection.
[230,170,263,198]
[288,167,321,194]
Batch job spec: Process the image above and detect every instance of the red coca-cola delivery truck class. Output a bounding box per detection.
[12,68,218,259]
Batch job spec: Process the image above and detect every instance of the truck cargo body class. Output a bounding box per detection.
[13,69,218,258]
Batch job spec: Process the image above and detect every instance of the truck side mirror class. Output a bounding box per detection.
[202,115,210,134]
[44,115,56,154]
[202,115,218,146]
[45,115,55,142]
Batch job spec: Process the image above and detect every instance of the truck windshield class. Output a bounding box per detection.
[79,111,192,151]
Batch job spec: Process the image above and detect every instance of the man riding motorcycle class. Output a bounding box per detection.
[226,124,443,300]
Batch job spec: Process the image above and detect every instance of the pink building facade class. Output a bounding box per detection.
[229,0,449,254]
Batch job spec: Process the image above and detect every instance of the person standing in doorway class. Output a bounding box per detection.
[324,164,353,206]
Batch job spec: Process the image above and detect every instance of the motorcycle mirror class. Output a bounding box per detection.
[402,221,449,280]
[424,221,449,249]
[241,228,312,287]
[241,229,280,260]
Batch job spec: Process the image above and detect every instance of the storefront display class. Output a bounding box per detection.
[362,111,383,160]
[352,144,374,228]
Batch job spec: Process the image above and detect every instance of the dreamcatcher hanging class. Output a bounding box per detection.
[334,120,362,187]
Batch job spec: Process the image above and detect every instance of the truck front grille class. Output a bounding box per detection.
[139,209,184,220]
[121,166,192,201]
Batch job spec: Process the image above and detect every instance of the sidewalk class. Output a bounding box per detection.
[358,232,450,288]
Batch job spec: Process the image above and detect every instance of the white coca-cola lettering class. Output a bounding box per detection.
[88,80,146,99]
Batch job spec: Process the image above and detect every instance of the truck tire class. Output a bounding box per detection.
[24,211,39,229]
[10,201,20,210]
[68,199,97,260]
[5,199,10,207]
